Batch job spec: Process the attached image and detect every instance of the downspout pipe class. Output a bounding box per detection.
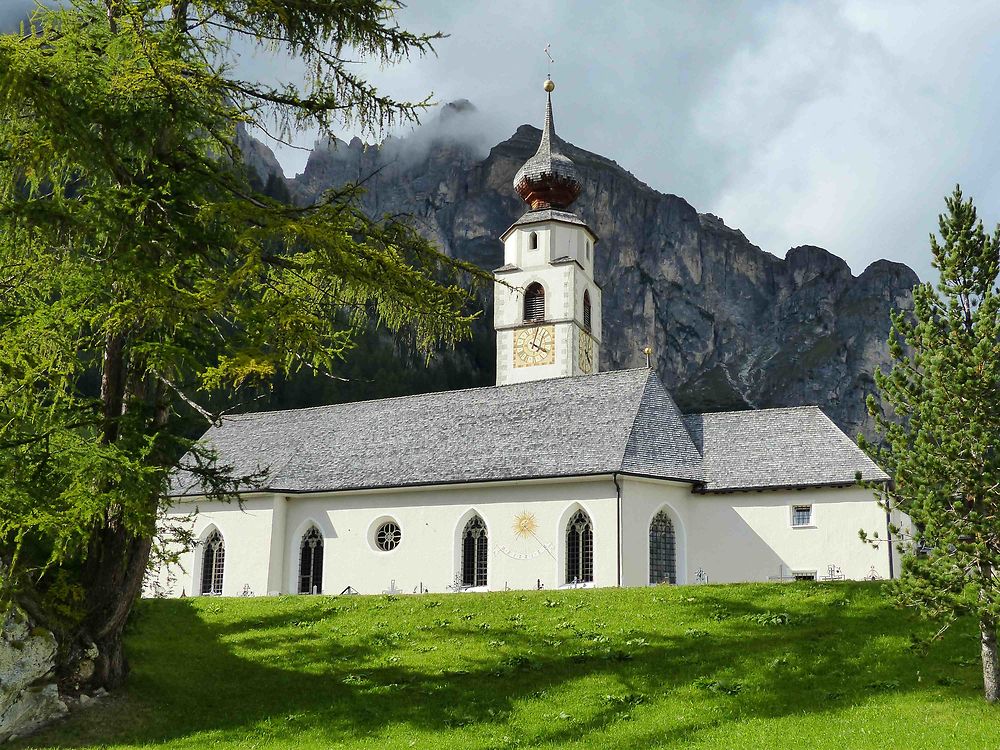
[614,472,623,587]
[886,510,894,579]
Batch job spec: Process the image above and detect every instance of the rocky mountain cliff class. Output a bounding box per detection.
[276,102,917,440]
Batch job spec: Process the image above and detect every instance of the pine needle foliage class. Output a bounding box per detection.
[0,0,483,688]
[862,186,1000,703]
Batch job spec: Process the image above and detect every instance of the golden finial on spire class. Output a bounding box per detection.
[543,43,555,91]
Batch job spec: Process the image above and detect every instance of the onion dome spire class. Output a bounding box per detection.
[513,79,582,211]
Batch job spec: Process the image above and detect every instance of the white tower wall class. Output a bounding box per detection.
[495,221,602,386]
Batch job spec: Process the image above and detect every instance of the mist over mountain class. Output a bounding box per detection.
[257,102,917,440]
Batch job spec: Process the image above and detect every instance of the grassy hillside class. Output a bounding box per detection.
[18,582,998,749]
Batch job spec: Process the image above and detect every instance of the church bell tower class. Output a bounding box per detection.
[494,78,602,386]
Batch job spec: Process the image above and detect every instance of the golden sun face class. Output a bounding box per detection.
[513,511,539,539]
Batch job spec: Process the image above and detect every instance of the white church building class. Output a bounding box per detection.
[155,80,897,598]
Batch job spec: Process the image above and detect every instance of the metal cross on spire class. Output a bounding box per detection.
[544,43,554,78]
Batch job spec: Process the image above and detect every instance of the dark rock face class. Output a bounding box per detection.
[282,111,917,440]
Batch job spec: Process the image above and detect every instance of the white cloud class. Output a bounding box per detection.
[696,0,1000,278]
[9,1,1000,279]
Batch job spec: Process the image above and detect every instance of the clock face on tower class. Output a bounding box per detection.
[579,331,595,374]
[513,325,556,367]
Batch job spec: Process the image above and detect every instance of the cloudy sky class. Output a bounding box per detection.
[6,1,1000,279]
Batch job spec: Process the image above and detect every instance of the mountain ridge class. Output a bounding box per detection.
[256,105,918,439]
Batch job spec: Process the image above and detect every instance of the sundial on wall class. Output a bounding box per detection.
[497,511,555,560]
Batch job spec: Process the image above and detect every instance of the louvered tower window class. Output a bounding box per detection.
[461,515,488,588]
[566,510,594,584]
[649,511,677,585]
[523,283,545,322]
[583,290,592,331]
[298,526,324,594]
[528,231,538,250]
[200,530,225,596]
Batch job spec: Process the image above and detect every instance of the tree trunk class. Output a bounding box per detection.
[982,617,1000,704]
[72,525,153,690]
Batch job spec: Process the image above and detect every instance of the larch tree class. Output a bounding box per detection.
[862,187,1000,703]
[0,0,482,692]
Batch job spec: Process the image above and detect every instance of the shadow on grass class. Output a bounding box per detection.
[22,582,982,749]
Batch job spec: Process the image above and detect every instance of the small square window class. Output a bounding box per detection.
[791,505,812,527]
[793,571,817,582]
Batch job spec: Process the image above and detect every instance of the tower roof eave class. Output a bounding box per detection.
[500,209,599,243]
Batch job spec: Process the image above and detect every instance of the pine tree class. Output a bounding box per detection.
[863,186,1000,703]
[0,0,482,692]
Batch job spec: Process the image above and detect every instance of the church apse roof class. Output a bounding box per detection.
[169,368,703,497]
[682,407,888,493]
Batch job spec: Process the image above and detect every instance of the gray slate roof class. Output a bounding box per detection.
[511,93,580,194]
[682,407,888,492]
[171,369,703,497]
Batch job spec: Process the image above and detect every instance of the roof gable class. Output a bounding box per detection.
[623,373,703,482]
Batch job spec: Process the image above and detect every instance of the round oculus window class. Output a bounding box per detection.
[375,521,401,551]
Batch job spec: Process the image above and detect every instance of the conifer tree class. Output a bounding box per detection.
[0,0,481,692]
[863,187,1000,703]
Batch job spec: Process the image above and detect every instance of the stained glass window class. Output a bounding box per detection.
[298,526,324,594]
[461,515,488,587]
[376,521,402,551]
[566,509,594,584]
[200,530,225,596]
[649,511,677,584]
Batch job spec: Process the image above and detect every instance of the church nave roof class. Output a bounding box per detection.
[170,368,703,497]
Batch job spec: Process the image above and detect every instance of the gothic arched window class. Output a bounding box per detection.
[649,511,677,585]
[461,515,488,588]
[524,283,545,323]
[298,526,324,594]
[583,290,592,331]
[566,510,594,584]
[528,231,538,250]
[200,529,225,596]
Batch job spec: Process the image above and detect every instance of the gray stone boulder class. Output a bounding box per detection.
[0,609,66,744]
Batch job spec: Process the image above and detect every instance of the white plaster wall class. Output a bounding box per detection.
[619,478,693,586]
[150,478,901,599]
[154,478,620,597]
[572,265,602,343]
[503,223,596,273]
[152,495,282,597]
[680,485,895,583]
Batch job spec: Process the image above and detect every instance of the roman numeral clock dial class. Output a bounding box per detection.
[513,325,556,367]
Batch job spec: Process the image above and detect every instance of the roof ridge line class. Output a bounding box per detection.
[216,368,653,421]
[685,404,824,418]
[619,369,656,470]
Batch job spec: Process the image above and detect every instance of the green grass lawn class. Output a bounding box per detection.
[17,582,999,749]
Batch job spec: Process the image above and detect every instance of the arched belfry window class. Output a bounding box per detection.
[528,231,538,250]
[298,526,324,594]
[566,510,594,584]
[649,511,677,585]
[461,515,488,588]
[200,529,225,596]
[583,290,592,331]
[524,283,545,323]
